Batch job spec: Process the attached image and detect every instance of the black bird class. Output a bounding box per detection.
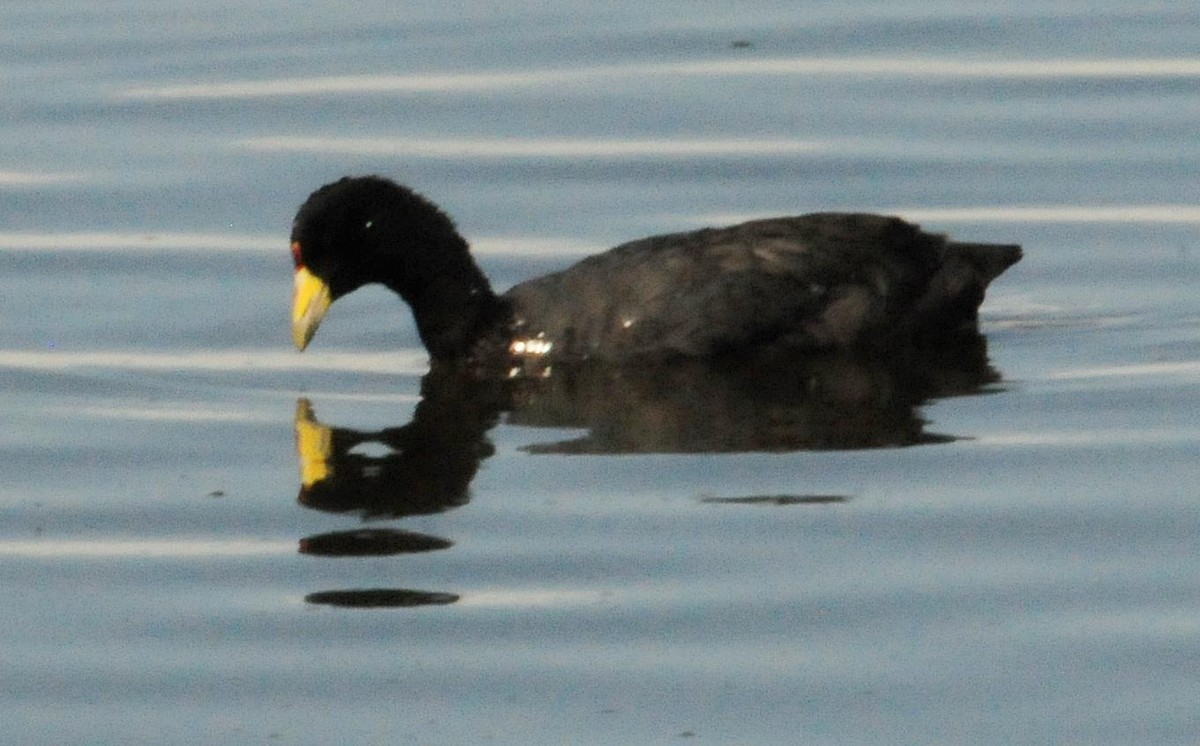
[290,176,1021,371]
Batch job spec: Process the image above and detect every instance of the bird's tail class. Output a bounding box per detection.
[908,241,1022,341]
[946,242,1023,284]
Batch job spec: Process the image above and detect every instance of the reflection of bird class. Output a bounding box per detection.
[293,379,500,518]
[290,176,1021,371]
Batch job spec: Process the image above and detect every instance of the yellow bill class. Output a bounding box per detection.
[292,265,333,351]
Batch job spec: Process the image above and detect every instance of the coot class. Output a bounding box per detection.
[290,176,1020,370]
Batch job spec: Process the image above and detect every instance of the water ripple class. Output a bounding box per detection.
[0,349,428,375]
[120,57,1200,100]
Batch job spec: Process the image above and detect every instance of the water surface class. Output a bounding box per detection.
[2,2,1199,743]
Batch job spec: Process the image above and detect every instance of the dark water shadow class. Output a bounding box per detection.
[305,589,460,609]
[294,332,1004,608]
[299,528,453,557]
[700,494,851,506]
[508,338,999,454]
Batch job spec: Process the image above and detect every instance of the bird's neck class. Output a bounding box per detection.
[397,265,509,361]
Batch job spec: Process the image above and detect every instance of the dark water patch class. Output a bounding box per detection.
[305,588,459,608]
[299,528,453,557]
[700,494,851,506]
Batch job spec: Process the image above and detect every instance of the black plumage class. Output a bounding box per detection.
[290,176,1021,369]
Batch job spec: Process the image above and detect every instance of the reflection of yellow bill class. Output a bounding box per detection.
[292,265,332,351]
[294,398,332,487]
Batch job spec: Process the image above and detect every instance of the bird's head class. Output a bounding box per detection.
[289,176,480,351]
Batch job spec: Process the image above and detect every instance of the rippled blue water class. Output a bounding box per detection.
[2,2,1199,743]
